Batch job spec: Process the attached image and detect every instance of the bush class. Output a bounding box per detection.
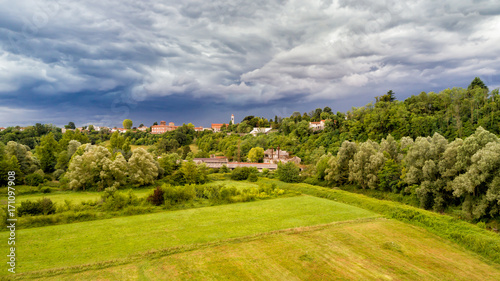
[147,186,165,206]
[163,184,196,205]
[41,187,52,193]
[101,188,139,211]
[18,198,56,216]
[276,162,300,183]
[25,173,44,186]
[248,173,258,182]
[231,167,257,180]
[53,169,65,180]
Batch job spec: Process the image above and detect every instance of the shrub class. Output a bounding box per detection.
[41,187,51,193]
[53,169,65,180]
[248,173,258,182]
[163,184,196,205]
[276,162,300,183]
[101,188,139,211]
[231,167,256,180]
[25,173,44,186]
[18,198,56,216]
[147,186,165,206]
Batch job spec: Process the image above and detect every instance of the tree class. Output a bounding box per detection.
[248,147,264,162]
[325,141,357,185]
[36,132,58,173]
[123,119,133,129]
[5,141,38,175]
[468,77,488,92]
[128,148,159,186]
[348,140,385,189]
[122,137,131,153]
[158,153,180,177]
[179,160,198,185]
[101,153,128,189]
[109,131,125,150]
[66,145,115,190]
[276,162,300,183]
[66,122,76,129]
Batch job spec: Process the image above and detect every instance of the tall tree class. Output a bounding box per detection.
[36,132,58,173]
[123,119,133,129]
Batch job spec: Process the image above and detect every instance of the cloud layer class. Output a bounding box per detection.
[0,0,499,126]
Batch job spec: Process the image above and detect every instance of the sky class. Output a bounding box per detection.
[0,0,499,128]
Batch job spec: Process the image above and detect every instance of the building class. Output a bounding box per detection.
[151,121,179,134]
[193,155,229,168]
[249,127,272,136]
[309,120,326,130]
[137,126,148,132]
[231,114,235,124]
[194,127,204,132]
[211,123,224,132]
[263,147,301,164]
[0,127,5,131]
[227,162,278,171]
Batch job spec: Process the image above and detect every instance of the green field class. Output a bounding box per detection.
[34,219,500,281]
[0,188,154,206]
[202,180,260,190]
[1,196,376,276]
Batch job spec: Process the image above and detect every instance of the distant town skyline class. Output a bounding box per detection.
[1,1,499,127]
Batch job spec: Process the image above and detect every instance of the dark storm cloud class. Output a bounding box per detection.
[0,0,499,126]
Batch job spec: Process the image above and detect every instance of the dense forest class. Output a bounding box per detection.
[1,77,500,222]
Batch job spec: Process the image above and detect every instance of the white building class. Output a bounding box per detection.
[249,127,272,136]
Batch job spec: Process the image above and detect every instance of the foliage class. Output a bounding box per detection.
[276,162,300,183]
[18,198,56,216]
[123,119,133,130]
[247,147,265,162]
[147,186,165,206]
[25,173,44,186]
[230,167,256,181]
[128,148,159,186]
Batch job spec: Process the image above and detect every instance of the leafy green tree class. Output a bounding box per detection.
[66,122,76,129]
[325,141,357,185]
[109,131,125,150]
[248,147,264,162]
[348,139,385,189]
[468,77,488,92]
[179,160,198,185]
[123,119,133,129]
[122,137,131,153]
[5,141,38,175]
[378,157,402,192]
[128,148,159,186]
[36,132,58,173]
[276,162,300,183]
[158,153,180,177]
[66,145,113,190]
[101,153,128,189]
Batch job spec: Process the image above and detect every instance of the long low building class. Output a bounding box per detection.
[227,162,277,171]
[193,157,228,168]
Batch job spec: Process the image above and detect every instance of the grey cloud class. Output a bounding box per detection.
[0,0,499,126]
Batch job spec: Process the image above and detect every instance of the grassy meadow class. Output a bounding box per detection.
[32,219,500,281]
[1,195,377,276]
[5,178,500,280]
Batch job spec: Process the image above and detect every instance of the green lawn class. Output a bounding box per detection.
[201,180,260,190]
[0,196,377,275]
[0,188,154,206]
[37,219,500,281]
